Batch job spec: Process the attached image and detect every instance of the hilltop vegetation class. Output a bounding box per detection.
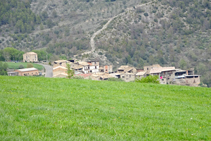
[0,76,210,140]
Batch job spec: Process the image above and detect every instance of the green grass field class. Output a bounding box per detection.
[0,76,210,140]
[7,62,44,70]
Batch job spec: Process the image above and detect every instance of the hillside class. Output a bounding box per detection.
[0,0,211,85]
[0,76,211,140]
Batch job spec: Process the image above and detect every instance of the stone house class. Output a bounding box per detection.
[150,67,176,84]
[91,72,114,80]
[53,66,67,78]
[13,68,39,76]
[87,60,99,73]
[174,69,200,86]
[23,52,38,62]
[99,65,113,73]
[174,75,200,87]
[117,66,137,82]
[53,60,69,68]
[78,62,90,74]
[136,71,147,79]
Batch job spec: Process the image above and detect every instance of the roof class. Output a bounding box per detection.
[150,67,175,74]
[24,52,37,55]
[175,69,186,73]
[54,60,68,63]
[53,73,68,77]
[75,73,92,78]
[78,62,89,66]
[136,71,146,76]
[118,66,135,72]
[72,65,83,69]
[53,66,67,70]
[15,68,38,72]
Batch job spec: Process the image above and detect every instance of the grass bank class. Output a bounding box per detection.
[0,76,210,140]
[7,62,44,70]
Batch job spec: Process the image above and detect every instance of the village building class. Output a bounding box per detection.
[91,72,114,80]
[87,60,99,73]
[99,65,113,73]
[136,71,147,79]
[173,69,200,86]
[23,52,38,62]
[11,68,39,76]
[116,66,137,82]
[78,62,90,74]
[53,60,69,68]
[149,67,176,84]
[53,66,67,78]
[74,73,92,79]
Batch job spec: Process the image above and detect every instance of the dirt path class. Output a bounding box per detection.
[88,1,153,59]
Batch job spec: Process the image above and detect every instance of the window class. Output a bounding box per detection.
[129,75,131,78]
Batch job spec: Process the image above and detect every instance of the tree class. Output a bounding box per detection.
[179,59,186,69]
[66,63,74,79]
[3,51,10,61]
[0,61,8,75]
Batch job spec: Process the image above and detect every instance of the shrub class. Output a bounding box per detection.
[108,78,123,82]
[19,65,24,69]
[135,75,160,84]
[27,63,33,68]
[72,76,84,79]
[144,13,149,17]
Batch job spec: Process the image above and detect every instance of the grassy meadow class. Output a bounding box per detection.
[7,62,44,70]
[0,76,210,140]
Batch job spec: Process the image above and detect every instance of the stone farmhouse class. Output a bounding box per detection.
[23,52,38,62]
[8,68,39,76]
[99,65,113,73]
[115,66,137,82]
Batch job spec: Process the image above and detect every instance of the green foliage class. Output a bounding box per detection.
[27,63,33,68]
[19,65,24,69]
[72,76,84,79]
[66,63,74,79]
[32,50,50,61]
[0,62,8,75]
[0,0,40,33]
[135,75,160,84]
[144,13,149,17]
[0,76,210,140]
[108,77,123,81]
[0,47,24,61]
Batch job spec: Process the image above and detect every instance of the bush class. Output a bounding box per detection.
[72,76,84,79]
[19,65,24,69]
[27,63,33,68]
[144,13,149,17]
[135,75,160,84]
[108,78,123,82]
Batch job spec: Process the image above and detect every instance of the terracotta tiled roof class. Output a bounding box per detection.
[75,73,92,78]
